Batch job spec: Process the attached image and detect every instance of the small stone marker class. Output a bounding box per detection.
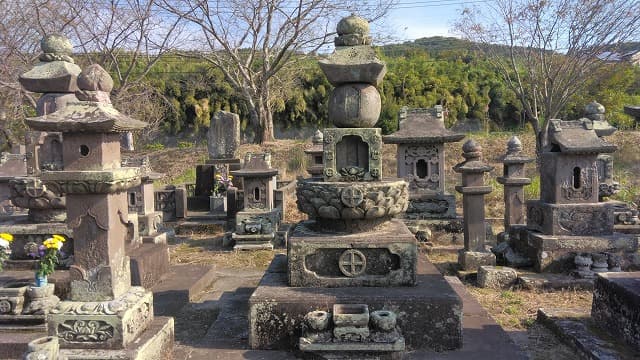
[477,266,518,289]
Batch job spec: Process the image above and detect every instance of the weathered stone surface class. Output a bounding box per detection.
[208,111,240,159]
[48,287,153,350]
[288,219,417,287]
[129,243,169,289]
[406,193,457,219]
[508,225,638,272]
[249,255,462,351]
[322,128,383,182]
[328,84,381,128]
[458,250,496,271]
[476,266,517,289]
[19,61,81,93]
[526,201,615,236]
[591,272,640,351]
[296,179,408,230]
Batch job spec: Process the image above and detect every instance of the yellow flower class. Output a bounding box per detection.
[215,174,222,179]
[0,233,14,242]
[52,234,66,243]
[43,237,64,250]
[228,175,233,180]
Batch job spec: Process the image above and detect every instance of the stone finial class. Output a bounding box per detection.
[506,136,522,155]
[462,139,482,160]
[39,34,74,63]
[76,64,113,103]
[312,129,324,145]
[335,14,372,46]
[585,100,605,121]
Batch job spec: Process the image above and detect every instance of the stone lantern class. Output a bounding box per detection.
[454,139,495,271]
[304,130,324,178]
[25,64,173,356]
[231,152,280,250]
[508,119,637,272]
[383,106,465,219]
[496,136,534,241]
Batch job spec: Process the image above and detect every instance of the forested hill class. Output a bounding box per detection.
[379,36,477,56]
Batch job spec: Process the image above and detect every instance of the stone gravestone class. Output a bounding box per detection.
[25,64,174,357]
[249,15,463,359]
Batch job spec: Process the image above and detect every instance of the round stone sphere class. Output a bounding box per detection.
[336,15,369,36]
[329,84,381,128]
[77,64,114,92]
[41,34,73,55]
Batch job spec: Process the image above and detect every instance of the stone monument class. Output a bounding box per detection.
[496,136,534,242]
[189,111,242,212]
[24,64,174,358]
[304,130,324,178]
[248,15,462,359]
[230,152,280,250]
[454,139,496,271]
[383,106,465,219]
[507,119,638,272]
[584,101,620,200]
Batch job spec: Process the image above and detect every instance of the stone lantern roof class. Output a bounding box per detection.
[384,107,465,144]
[545,119,617,154]
[25,101,147,133]
[231,152,278,177]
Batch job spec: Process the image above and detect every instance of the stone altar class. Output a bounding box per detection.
[25,64,173,358]
[249,15,462,359]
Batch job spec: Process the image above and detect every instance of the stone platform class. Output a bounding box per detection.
[591,272,640,351]
[249,254,462,352]
[129,243,170,288]
[509,225,638,272]
[288,220,416,287]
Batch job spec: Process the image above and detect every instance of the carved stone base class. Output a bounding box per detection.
[232,209,280,250]
[405,193,456,219]
[526,201,614,236]
[288,220,417,287]
[58,316,174,360]
[48,287,153,350]
[509,226,638,272]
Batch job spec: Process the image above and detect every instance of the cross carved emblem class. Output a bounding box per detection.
[338,249,367,277]
[340,186,363,207]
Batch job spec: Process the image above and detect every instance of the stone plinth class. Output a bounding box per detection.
[249,255,462,352]
[232,209,280,250]
[509,225,638,272]
[591,272,640,351]
[288,220,416,287]
[48,287,153,350]
[525,201,615,236]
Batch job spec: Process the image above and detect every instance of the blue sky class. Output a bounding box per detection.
[383,0,476,41]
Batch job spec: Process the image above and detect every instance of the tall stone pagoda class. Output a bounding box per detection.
[508,119,638,272]
[383,106,464,219]
[25,65,173,357]
[248,15,463,359]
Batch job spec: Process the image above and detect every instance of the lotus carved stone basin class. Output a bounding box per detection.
[296,179,409,231]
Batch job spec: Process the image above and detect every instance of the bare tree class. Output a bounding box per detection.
[455,0,640,156]
[158,0,394,143]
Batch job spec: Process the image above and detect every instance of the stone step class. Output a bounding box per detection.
[129,243,170,289]
[0,329,45,359]
[537,308,638,360]
[151,264,217,317]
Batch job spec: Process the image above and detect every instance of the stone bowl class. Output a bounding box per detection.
[296,179,408,231]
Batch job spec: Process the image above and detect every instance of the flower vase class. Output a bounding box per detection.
[34,274,48,287]
[209,195,227,213]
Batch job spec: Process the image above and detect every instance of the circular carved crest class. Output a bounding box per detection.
[0,299,12,314]
[340,186,364,207]
[338,249,367,277]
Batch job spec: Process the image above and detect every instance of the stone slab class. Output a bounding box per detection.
[151,264,217,317]
[591,272,640,351]
[287,219,417,287]
[249,254,462,352]
[526,201,614,236]
[0,270,71,300]
[59,316,174,360]
[509,226,638,272]
[518,272,594,291]
[406,193,457,219]
[0,329,45,359]
[537,308,638,360]
[129,243,170,288]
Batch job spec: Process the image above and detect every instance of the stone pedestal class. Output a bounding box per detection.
[249,255,462,352]
[454,140,495,271]
[288,220,416,287]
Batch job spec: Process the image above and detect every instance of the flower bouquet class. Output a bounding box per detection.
[0,232,13,272]
[213,173,234,196]
[25,235,66,286]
